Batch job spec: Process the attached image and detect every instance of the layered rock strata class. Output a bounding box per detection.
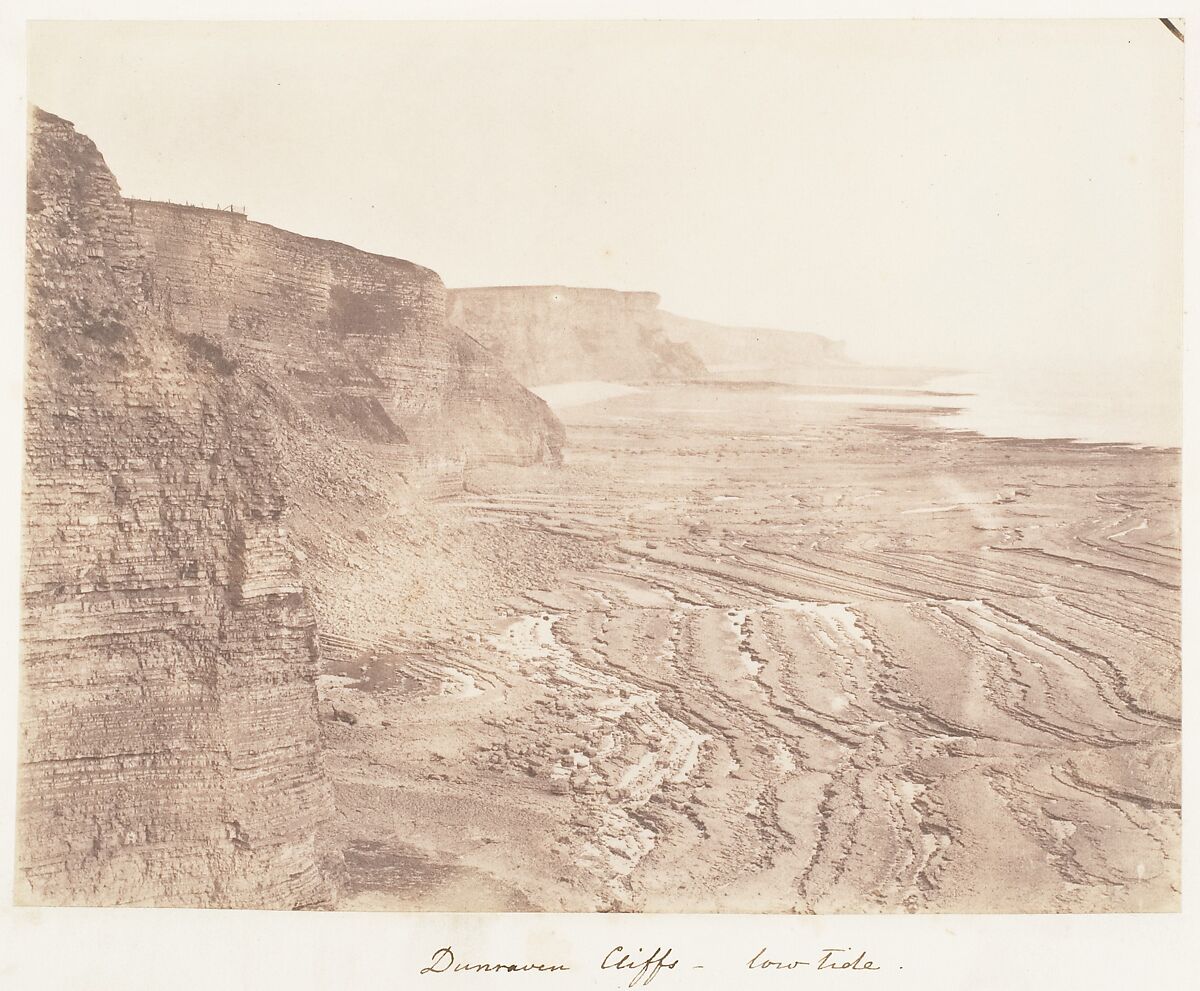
[321,381,1181,914]
[129,204,562,466]
[445,285,707,386]
[20,109,336,907]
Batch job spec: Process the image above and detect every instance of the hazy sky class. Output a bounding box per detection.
[27,20,1183,372]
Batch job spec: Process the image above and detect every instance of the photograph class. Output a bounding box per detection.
[16,17,1183,918]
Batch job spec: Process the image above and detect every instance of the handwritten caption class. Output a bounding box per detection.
[420,944,883,985]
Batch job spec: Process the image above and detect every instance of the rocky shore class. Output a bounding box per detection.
[319,382,1180,913]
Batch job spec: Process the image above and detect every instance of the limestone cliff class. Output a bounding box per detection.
[20,109,335,908]
[445,286,707,386]
[659,311,850,382]
[129,204,563,467]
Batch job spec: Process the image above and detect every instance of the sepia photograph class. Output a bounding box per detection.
[13,13,1184,927]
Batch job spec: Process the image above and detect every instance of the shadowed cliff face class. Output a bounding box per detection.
[445,286,707,386]
[128,203,563,468]
[20,109,336,908]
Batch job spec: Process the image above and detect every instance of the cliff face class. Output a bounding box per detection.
[129,204,562,466]
[20,110,336,907]
[659,311,849,381]
[445,286,707,386]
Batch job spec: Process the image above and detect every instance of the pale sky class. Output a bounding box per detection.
[27,20,1183,373]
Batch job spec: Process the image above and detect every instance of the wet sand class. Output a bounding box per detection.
[317,382,1180,913]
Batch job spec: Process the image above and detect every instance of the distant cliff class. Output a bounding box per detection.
[21,108,335,908]
[659,312,850,382]
[446,286,707,386]
[130,204,563,467]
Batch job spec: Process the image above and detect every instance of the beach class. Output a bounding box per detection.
[315,381,1181,913]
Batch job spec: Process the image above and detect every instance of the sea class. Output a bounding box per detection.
[793,356,1182,450]
[531,358,1183,450]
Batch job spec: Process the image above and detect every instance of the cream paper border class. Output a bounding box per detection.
[0,3,1194,988]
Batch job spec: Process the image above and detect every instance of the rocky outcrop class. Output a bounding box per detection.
[659,311,850,381]
[445,286,707,386]
[20,109,336,907]
[129,204,562,466]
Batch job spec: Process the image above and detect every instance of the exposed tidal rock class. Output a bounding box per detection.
[20,109,337,908]
[129,204,562,467]
[445,286,707,386]
[324,382,1180,913]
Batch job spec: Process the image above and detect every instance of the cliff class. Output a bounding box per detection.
[659,311,850,381]
[19,108,566,908]
[20,109,336,908]
[445,286,707,386]
[129,205,563,468]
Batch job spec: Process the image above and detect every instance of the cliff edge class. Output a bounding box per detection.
[446,285,707,386]
[130,204,563,468]
[659,311,850,382]
[19,108,566,908]
[20,109,336,908]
